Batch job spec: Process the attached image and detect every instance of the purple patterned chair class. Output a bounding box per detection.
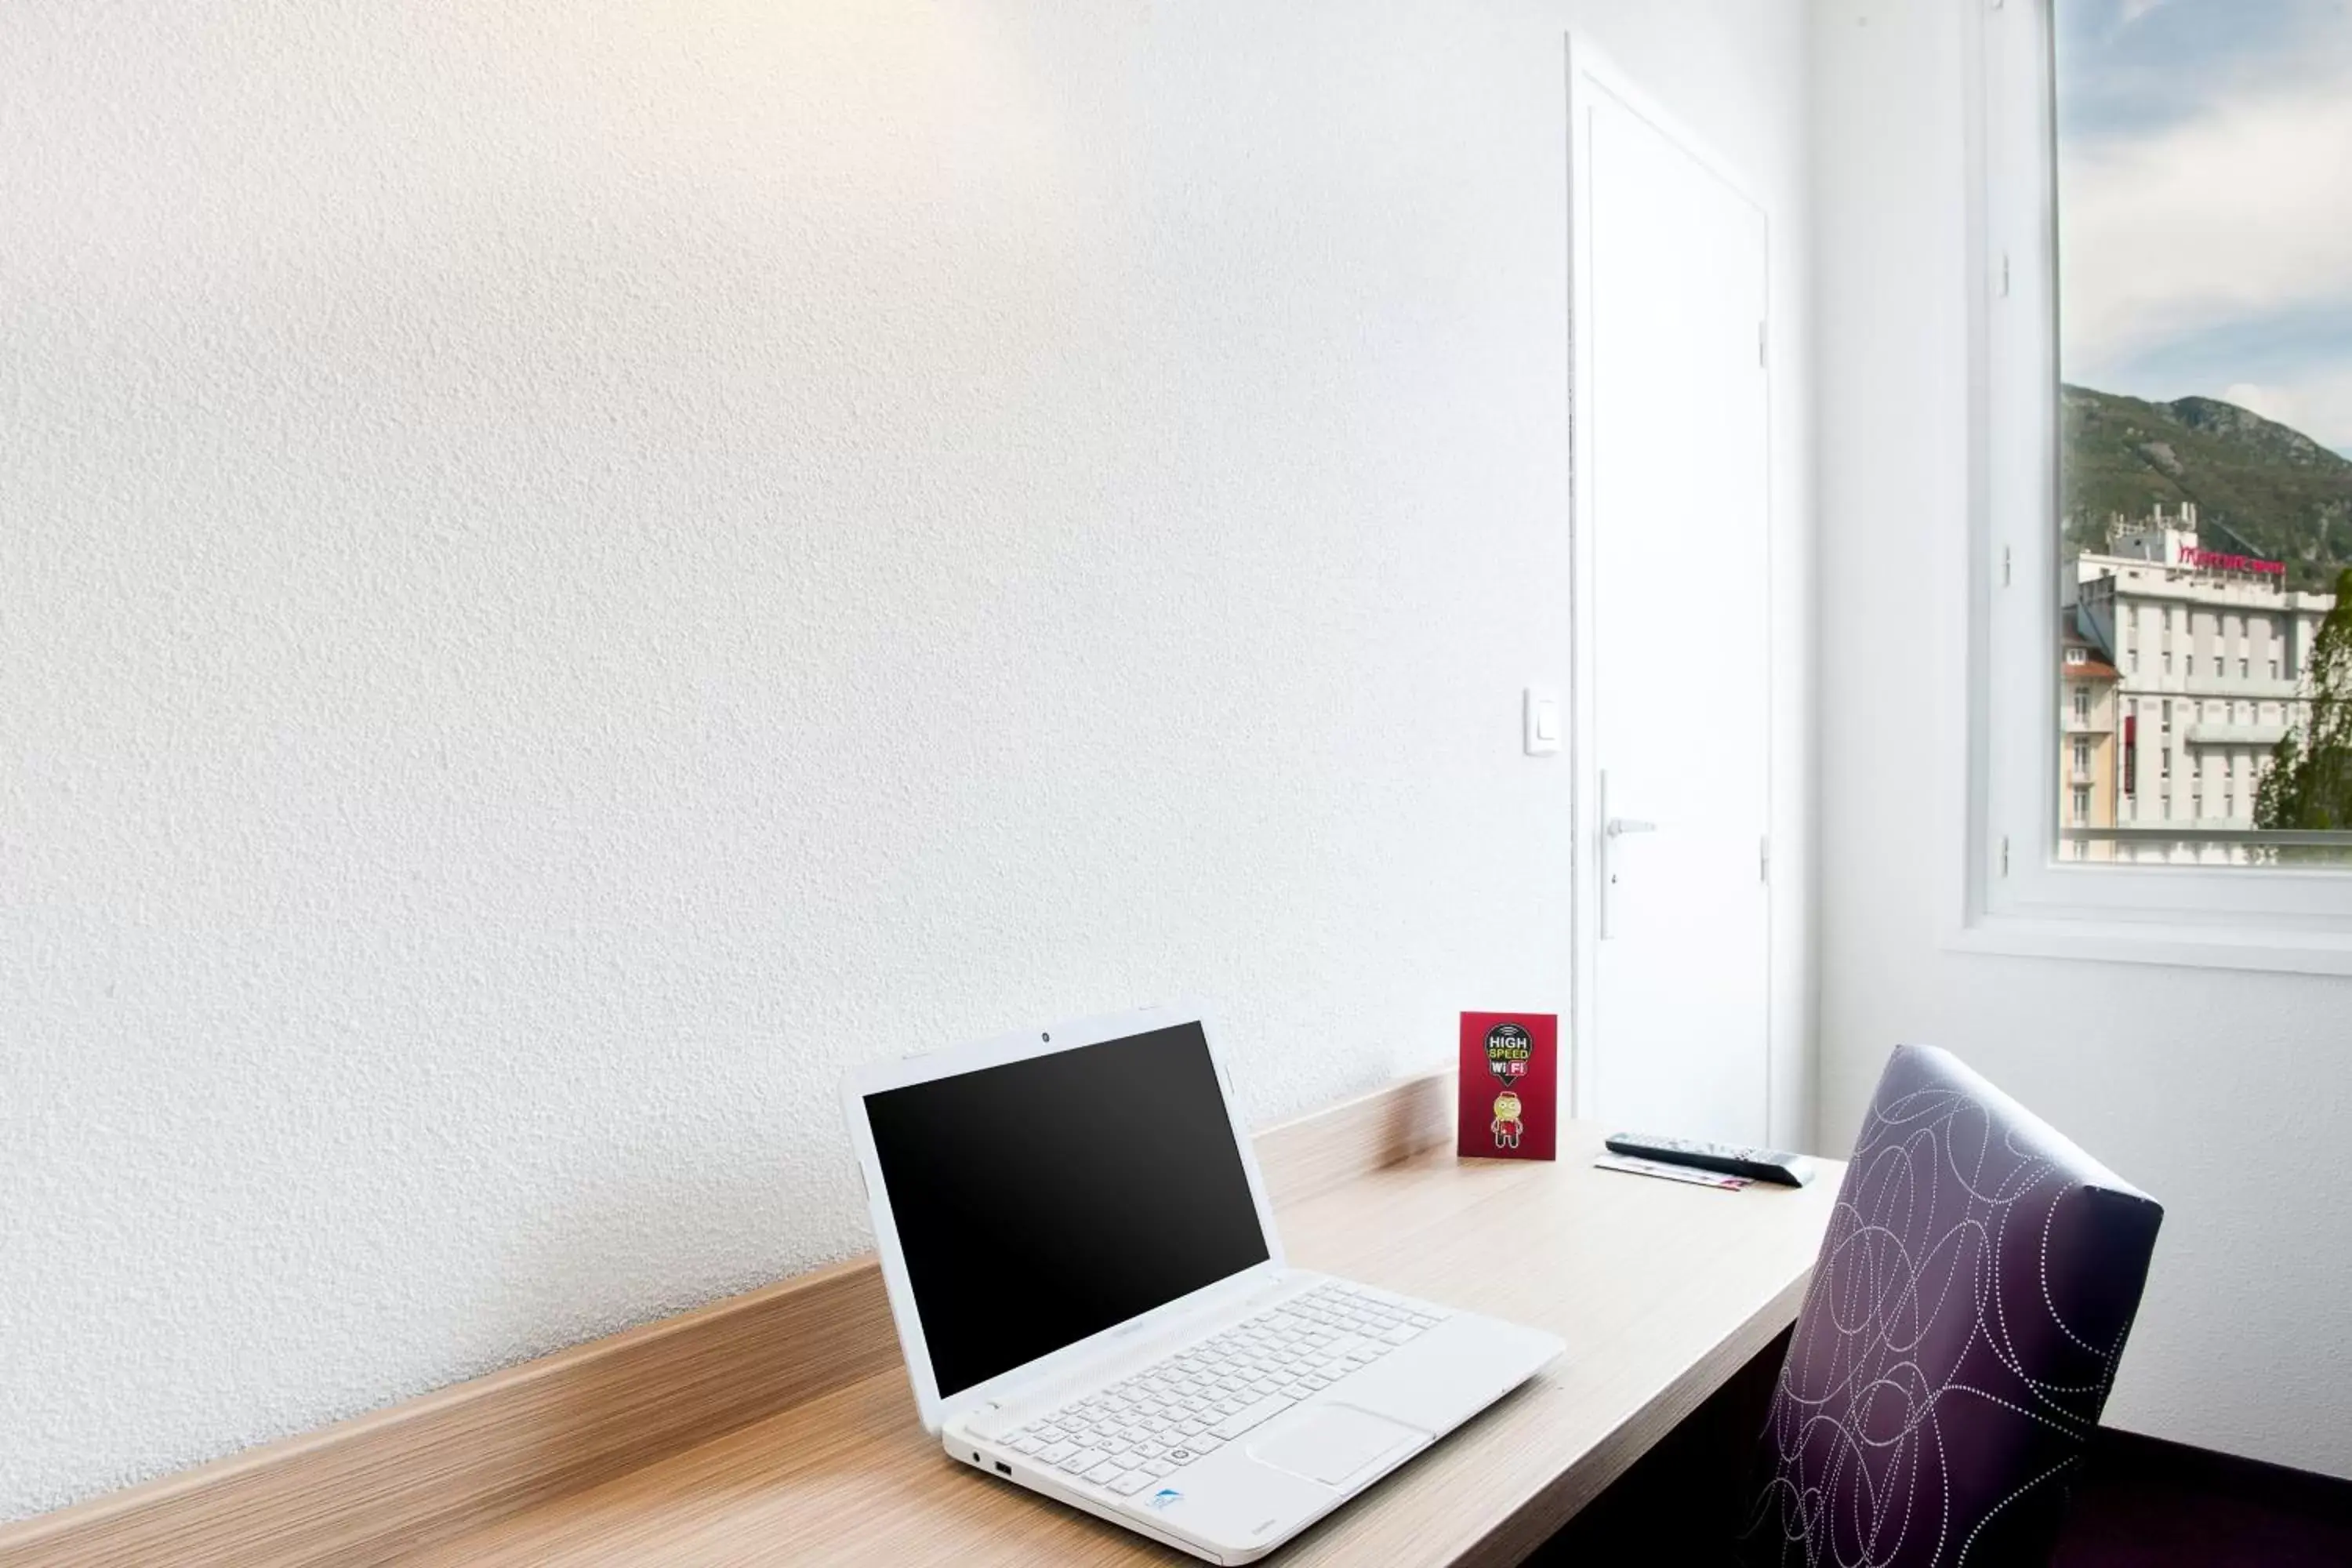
[1742,1044,2163,1568]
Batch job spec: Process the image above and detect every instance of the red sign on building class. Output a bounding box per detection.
[2181,546,2284,576]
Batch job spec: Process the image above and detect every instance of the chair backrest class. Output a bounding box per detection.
[1742,1044,2162,1568]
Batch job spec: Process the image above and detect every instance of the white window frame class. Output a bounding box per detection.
[1956,0,2352,973]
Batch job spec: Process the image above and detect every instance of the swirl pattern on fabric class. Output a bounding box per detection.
[1742,1044,2162,1568]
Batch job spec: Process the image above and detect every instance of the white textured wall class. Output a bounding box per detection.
[1813,0,2352,1480]
[2,0,1813,1520]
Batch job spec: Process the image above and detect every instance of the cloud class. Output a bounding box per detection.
[2056,0,2336,142]
[2059,51,2352,424]
[2223,382,2291,421]
[2219,376,2352,457]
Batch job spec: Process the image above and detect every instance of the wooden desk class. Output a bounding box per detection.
[405,1123,1836,1566]
[2,1081,1835,1568]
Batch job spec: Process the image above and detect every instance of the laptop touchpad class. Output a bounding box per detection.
[1247,1404,1426,1488]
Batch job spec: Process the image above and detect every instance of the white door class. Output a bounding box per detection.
[1569,49,1773,1145]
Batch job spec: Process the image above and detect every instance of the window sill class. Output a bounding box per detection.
[1944,913,2352,978]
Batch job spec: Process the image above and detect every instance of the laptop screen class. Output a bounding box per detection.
[861,1021,1271,1399]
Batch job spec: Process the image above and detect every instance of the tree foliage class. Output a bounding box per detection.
[2255,568,2352,830]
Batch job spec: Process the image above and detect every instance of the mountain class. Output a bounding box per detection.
[2061,384,2352,591]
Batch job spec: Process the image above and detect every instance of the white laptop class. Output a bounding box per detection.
[841,1004,1565,1565]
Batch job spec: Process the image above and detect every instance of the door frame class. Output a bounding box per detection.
[1564,34,1778,1134]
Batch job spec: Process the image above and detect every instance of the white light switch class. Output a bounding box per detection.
[1523,687,1562,756]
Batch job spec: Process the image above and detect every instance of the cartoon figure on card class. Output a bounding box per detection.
[1491,1091,1525,1150]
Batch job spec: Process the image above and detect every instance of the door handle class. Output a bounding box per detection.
[1598,771,1658,942]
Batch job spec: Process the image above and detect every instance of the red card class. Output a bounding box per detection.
[1457,1012,1558,1160]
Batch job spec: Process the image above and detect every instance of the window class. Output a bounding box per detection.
[2072,786,2090,826]
[1972,0,2352,962]
[2071,686,2089,723]
[2072,737,2089,775]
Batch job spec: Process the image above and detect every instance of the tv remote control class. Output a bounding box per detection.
[1604,1132,1817,1187]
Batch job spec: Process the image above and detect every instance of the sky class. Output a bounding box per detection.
[2056,0,2352,455]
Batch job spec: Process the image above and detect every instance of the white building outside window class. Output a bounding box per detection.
[1968,0,2352,967]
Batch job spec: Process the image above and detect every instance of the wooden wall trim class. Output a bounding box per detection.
[0,1255,898,1568]
[1257,1069,1454,1209]
[0,1070,1451,1568]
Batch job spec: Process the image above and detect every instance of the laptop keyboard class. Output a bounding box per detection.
[989,1281,1450,1499]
